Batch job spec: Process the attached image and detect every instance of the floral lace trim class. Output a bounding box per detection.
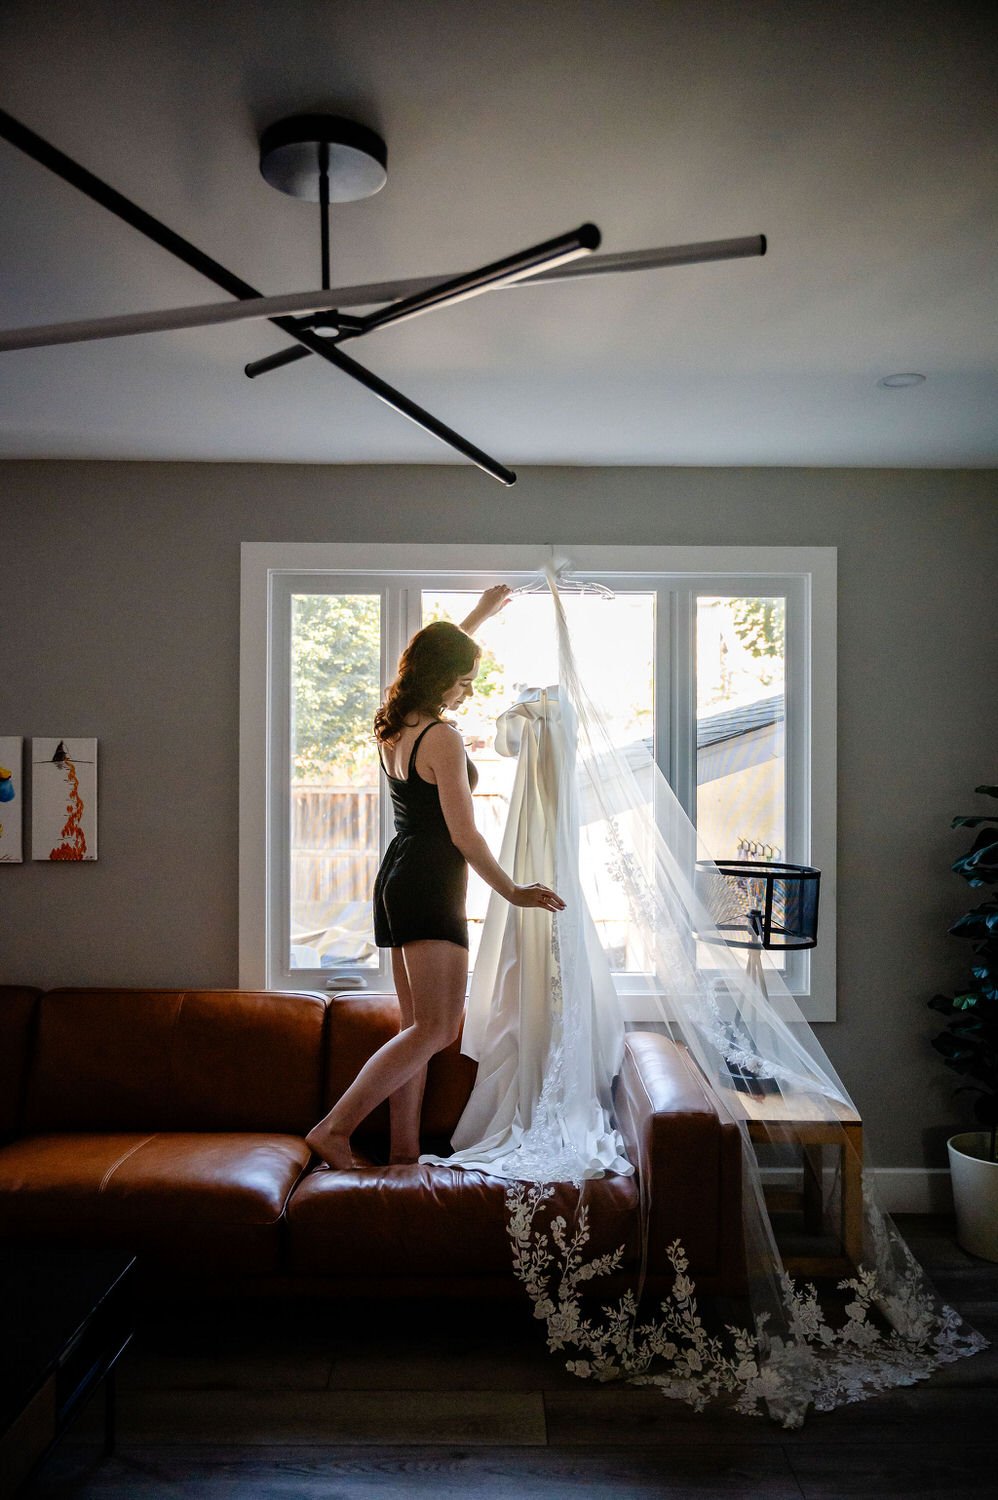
[505,1182,989,1429]
[698,984,823,1094]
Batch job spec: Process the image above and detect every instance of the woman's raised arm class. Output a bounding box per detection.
[459,584,511,637]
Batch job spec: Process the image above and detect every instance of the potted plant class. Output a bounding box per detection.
[929,784,998,1260]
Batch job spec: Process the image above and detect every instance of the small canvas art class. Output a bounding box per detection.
[0,737,24,862]
[32,738,98,861]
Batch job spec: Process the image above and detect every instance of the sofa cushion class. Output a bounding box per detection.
[0,1132,310,1274]
[323,996,477,1147]
[0,987,42,1137]
[285,1161,640,1280]
[21,989,327,1134]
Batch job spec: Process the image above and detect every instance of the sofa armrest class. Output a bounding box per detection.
[614,1031,744,1285]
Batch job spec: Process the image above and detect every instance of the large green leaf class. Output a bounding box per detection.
[928,990,998,1017]
[969,965,998,998]
[933,1034,974,1060]
[950,904,998,941]
[946,1019,992,1041]
[952,829,998,886]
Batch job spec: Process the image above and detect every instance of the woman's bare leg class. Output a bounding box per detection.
[306,940,467,1169]
[388,947,427,1164]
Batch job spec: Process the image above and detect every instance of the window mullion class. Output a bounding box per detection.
[672,585,696,821]
[784,576,808,993]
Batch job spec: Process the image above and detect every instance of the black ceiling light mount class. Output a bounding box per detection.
[259,114,388,203]
[0,104,768,485]
[251,114,387,360]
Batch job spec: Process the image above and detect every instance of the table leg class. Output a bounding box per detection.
[802,1144,824,1232]
[841,1124,865,1272]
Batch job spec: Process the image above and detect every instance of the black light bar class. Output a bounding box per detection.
[344,223,601,340]
[0,108,523,484]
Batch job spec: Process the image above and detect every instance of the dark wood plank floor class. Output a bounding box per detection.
[22,1216,998,1499]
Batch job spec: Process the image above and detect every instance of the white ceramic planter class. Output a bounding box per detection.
[948,1131,998,1262]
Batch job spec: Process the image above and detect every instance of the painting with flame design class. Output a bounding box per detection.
[31,738,98,861]
[0,737,23,862]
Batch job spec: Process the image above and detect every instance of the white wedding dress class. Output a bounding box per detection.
[422,687,631,1182]
[426,577,986,1426]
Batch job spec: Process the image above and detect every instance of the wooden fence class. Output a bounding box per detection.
[292,786,379,906]
[291,785,510,908]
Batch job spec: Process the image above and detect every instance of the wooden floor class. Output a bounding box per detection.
[23,1216,998,1499]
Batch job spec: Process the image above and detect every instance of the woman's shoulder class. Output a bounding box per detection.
[418,719,466,767]
[420,718,462,747]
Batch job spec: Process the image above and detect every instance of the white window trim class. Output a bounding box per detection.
[240,543,837,1020]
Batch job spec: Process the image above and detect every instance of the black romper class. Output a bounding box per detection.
[373,721,479,950]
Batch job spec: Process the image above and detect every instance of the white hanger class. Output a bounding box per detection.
[512,550,615,600]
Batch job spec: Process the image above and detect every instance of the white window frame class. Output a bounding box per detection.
[241,543,836,1020]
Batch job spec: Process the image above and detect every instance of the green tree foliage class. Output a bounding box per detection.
[731,598,785,659]
[292,594,381,780]
[292,594,505,779]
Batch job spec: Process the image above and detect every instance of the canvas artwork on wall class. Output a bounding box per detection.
[32,738,98,861]
[0,737,23,862]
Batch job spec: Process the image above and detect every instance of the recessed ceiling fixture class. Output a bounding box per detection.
[877,372,926,388]
[0,108,768,485]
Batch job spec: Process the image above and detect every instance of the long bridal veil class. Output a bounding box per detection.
[428,568,985,1427]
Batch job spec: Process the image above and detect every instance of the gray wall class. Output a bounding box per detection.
[1,460,996,1167]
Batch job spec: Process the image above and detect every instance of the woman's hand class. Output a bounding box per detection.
[460,584,512,634]
[477,584,512,619]
[511,882,566,912]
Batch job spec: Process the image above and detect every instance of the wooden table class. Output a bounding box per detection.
[713,1083,864,1280]
[0,1246,135,1497]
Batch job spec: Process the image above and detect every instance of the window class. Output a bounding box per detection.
[241,545,836,1018]
[288,589,382,973]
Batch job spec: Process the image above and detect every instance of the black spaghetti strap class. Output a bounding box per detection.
[407,719,445,778]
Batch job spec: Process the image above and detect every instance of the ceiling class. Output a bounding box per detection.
[1,0,995,472]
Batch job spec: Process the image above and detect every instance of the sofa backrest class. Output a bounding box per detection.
[0,986,43,1137]
[322,995,477,1147]
[20,989,328,1135]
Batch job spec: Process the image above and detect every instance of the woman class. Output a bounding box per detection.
[305,585,565,1170]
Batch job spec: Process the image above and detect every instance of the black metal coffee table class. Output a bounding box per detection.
[0,1245,135,1496]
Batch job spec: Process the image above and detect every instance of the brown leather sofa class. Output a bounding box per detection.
[0,985,746,1298]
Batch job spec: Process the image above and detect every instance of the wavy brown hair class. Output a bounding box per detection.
[374,620,480,743]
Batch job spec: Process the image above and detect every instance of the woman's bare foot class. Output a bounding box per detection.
[305,1125,355,1170]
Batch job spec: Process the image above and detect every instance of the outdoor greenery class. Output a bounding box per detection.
[731,597,785,659]
[292,594,381,780]
[291,594,505,779]
[928,785,998,1161]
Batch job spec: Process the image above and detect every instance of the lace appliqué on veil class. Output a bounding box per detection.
[486,586,987,1427]
[506,1181,987,1428]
